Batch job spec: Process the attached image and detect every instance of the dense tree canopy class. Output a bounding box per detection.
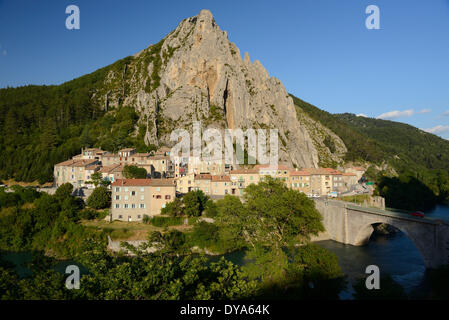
[122,165,148,179]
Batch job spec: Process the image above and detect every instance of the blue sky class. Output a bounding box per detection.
[1,0,448,138]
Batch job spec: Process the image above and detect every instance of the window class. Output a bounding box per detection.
[125,187,129,192]
[124,204,128,209]
[156,187,161,192]
[156,195,162,199]
[118,215,123,219]
[138,215,141,219]
[140,195,144,200]
[115,195,120,200]
[124,195,129,201]
[131,204,136,209]
[115,204,120,208]
[165,195,171,200]
[131,191,136,196]
[139,204,145,208]
[140,187,144,192]
[115,187,120,192]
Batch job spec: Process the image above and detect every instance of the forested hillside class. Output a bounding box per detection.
[335,113,449,172]
[0,57,153,183]
[291,94,449,205]
[290,95,387,163]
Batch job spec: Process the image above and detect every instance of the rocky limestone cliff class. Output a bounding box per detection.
[93,9,346,168]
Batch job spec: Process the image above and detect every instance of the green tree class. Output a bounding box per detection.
[86,171,103,188]
[183,190,208,217]
[161,197,184,217]
[122,165,147,179]
[86,186,111,209]
[215,177,327,287]
[54,183,74,201]
[204,199,218,218]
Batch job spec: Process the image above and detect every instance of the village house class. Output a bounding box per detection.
[342,172,358,188]
[176,173,195,194]
[256,164,290,186]
[345,167,366,182]
[288,169,312,195]
[100,148,173,178]
[210,175,232,196]
[187,155,226,176]
[111,178,176,221]
[191,173,213,195]
[99,164,124,184]
[229,168,260,196]
[54,159,100,188]
[73,147,109,161]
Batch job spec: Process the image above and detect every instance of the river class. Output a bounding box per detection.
[3,204,448,299]
[316,204,449,299]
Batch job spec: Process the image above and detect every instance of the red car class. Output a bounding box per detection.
[410,211,425,218]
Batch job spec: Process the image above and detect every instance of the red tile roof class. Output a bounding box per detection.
[289,170,311,176]
[211,175,231,182]
[112,179,175,187]
[194,174,212,180]
[55,159,98,167]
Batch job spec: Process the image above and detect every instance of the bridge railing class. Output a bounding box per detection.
[315,198,445,225]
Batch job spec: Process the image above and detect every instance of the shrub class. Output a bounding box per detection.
[123,165,147,179]
[86,187,111,209]
[142,214,151,224]
[149,216,183,227]
[183,190,208,217]
[188,221,219,249]
[55,183,74,201]
[78,208,98,220]
[204,199,218,218]
[161,197,184,217]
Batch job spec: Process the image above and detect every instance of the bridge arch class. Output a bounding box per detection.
[348,212,439,268]
[313,198,449,269]
[353,221,427,266]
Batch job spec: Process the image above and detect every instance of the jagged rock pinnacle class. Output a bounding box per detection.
[97,10,349,168]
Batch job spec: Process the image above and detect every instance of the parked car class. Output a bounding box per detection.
[409,211,425,218]
[328,191,338,198]
[312,194,320,198]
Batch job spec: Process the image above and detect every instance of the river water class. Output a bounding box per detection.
[3,204,448,299]
[316,204,449,299]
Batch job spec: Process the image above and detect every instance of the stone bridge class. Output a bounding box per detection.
[314,198,449,268]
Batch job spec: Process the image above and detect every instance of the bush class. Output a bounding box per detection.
[183,190,208,217]
[86,187,110,209]
[78,208,98,220]
[149,216,183,227]
[142,214,151,224]
[204,199,218,218]
[188,221,219,249]
[55,183,74,201]
[161,197,184,217]
[123,165,147,179]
